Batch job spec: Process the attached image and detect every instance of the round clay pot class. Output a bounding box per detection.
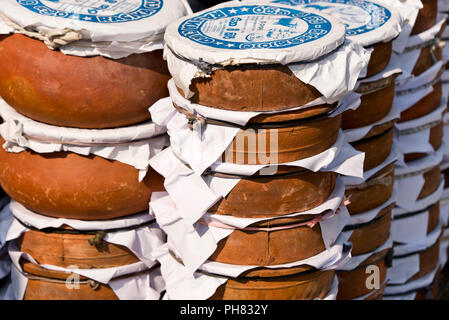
[0,140,165,220]
[345,163,395,215]
[209,269,335,300]
[399,82,442,123]
[337,249,389,300]
[342,76,396,130]
[21,261,119,300]
[18,227,140,269]
[0,34,170,129]
[361,120,397,140]
[412,43,443,77]
[222,113,342,165]
[418,165,442,200]
[209,215,327,266]
[364,41,393,79]
[188,64,326,112]
[363,285,386,300]
[209,167,337,218]
[350,127,394,171]
[409,234,442,282]
[345,205,393,256]
[403,121,443,162]
[411,0,438,35]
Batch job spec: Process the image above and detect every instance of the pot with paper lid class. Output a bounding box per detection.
[209,268,336,300]
[207,209,342,266]
[344,204,393,256]
[345,163,395,215]
[392,202,441,239]
[208,166,338,218]
[10,200,163,269]
[337,248,391,300]
[0,137,165,220]
[164,1,370,112]
[402,121,444,163]
[267,0,401,78]
[350,125,394,172]
[412,0,438,35]
[0,0,189,129]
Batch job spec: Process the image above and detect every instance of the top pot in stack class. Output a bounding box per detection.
[0,0,189,129]
[163,0,370,167]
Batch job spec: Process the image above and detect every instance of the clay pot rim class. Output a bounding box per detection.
[356,72,398,95]
[343,205,393,232]
[392,202,439,222]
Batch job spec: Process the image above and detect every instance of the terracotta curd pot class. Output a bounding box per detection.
[399,82,442,123]
[0,34,170,129]
[411,0,438,35]
[403,121,443,162]
[0,140,164,220]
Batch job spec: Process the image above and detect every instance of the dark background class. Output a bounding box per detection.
[187,0,231,12]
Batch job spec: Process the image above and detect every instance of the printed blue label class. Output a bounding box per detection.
[178,5,332,50]
[16,0,163,23]
[271,0,391,36]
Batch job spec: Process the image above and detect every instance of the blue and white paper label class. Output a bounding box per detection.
[271,0,392,37]
[178,4,332,50]
[16,0,163,23]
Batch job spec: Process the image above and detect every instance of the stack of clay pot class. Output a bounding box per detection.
[0,197,11,297]
[146,0,375,300]
[383,0,448,300]
[0,0,189,300]
[277,0,402,300]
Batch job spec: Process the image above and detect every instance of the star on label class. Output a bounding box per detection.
[226,44,235,47]
[241,7,249,12]
[228,9,238,14]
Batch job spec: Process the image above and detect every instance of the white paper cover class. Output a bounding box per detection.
[0,98,168,182]
[0,0,188,58]
[268,0,402,47]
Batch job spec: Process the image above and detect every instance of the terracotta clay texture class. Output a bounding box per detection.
[403,121,443,162]
[209,215,326,265]
[412,44,443,77]
[0,142,165,220]
[417,165,442,200]
[411,0,438,35]
[188,64,325,111]
[345,163,395,215]
[364,41,393,79]
[346,205,393,256]
[18,228,140,269]
[0,34,170,129]
[414,279,440,300]
[223,113,342,165]
[350,127,394,171]
[399,82,442,122]
[209,167,337,218]
[209,269,335,300]
[342,76,396,130]
[21,261,154,300]
[337,249,389,300]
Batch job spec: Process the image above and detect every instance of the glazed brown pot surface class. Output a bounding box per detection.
[418,166,442,200]
[0,34,170,129]
[0,141,165,220]
[399,82,442,123]
[364,41,393,78]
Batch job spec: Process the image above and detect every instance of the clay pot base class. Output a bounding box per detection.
[337,249,390,300]
[0,140,165,220]
[345,205,393,256]
[411,0,438,35]
[209,214,327,266]
[189,64,324,112]
[209,269,335,300]
[342,75,396,130]
[222,114,342,165]
[351,127,394,171]
[403,121,443,162]
[0,34,170,129]
[345,163,395,215]
[209,168,337,218]
[18,227,141,269]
